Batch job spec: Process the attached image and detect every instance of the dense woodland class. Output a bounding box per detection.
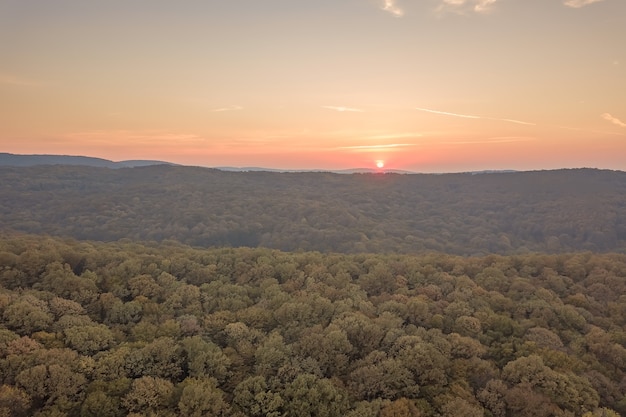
[2,165,626,416]
[1,165,625,255]
[1,234,626,416]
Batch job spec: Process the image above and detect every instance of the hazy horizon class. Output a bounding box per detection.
[5,150,625,175]
[1,0,625,172]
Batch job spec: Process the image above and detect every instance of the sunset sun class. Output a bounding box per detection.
[376,161,385,169]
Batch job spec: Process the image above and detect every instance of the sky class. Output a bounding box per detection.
[1,0,625,172]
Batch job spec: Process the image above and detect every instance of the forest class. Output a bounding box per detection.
[2,164,626,416]
[1,234,626,416]
[1,165,625,255]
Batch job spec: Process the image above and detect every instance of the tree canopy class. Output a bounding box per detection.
[1,235,626,416]
[1,165,625,255]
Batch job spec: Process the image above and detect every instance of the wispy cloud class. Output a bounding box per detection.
[415,107,536,125]
[437,0,499,14]
[447,136,537,145]
[365,132,423,140]
[488,117,535,126]
[322,106,365,112]
[211,105,243,112]
[473,0,497,12]
[563,0,604,8]
[381,0,404,17]
[602,113,626,128]
[416,107,481,119]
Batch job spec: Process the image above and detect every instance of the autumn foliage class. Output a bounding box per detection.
[1,235,626,416]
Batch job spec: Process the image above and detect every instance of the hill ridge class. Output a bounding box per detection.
[1,164,625,255]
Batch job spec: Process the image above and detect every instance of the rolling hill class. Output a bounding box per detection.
[1,164,624,255]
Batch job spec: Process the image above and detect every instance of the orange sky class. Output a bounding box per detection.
[1,0,625,172]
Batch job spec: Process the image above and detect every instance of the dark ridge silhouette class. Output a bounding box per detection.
[0,152,177,168]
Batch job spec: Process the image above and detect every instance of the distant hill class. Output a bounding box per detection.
[333,167,418,174]
[215,166,417,174]
[2,153,413,173]
[1,152,513,175]
[1,164,625,255]
[0,152,177,168]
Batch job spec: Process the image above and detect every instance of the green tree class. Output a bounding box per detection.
[177,378,230,417]
[282,373,349,417]
[439,397,484,417]
[582,408,621,417]
[349,350,417,401]
[502,355,599,414]
[36,262,99,305]
[125,337,184,380]
[2,295,53,335]
[63,324,114,355]
[477,379,507,417]
[15,363,86,411]
[254,331,291,380]
[122,376,174,414]
[380,397,423,417]
[233,376,284,417]
[345,399,386,417]
[80,391,124,417]
[0,384,31,417]
[332,312,384,359]
[296,326,353,377]
[391,336,449,398]
[180,336,231,383]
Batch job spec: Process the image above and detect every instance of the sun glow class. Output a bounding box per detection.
[376,160,385,169]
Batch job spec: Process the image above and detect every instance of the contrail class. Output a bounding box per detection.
[415,107,536,126]
[415,107,480,119]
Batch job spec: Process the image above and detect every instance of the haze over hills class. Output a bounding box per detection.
[0,152,496,174]
[1,152,422,173]
[0,152,178,169]
[215,166,419,174]
[1,163,624,255]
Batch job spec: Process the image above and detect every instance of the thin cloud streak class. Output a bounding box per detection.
[447,136,537,145]
[381,0,404,17]
[211,105,243,112]
[322,106,365,112]
[415,107,536,126]
[602,113,626,128]
[474,0,497,12]
[416,107,480,119]
[497,118,536,126]
[563,0,604,8]
[365,133,423,140]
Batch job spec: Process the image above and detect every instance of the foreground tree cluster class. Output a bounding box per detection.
[1,234,625,416]
[1,165,625,255]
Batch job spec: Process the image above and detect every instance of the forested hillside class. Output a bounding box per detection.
[1,165,625,255]
[1,235,626,416]
[0,153,175,168]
